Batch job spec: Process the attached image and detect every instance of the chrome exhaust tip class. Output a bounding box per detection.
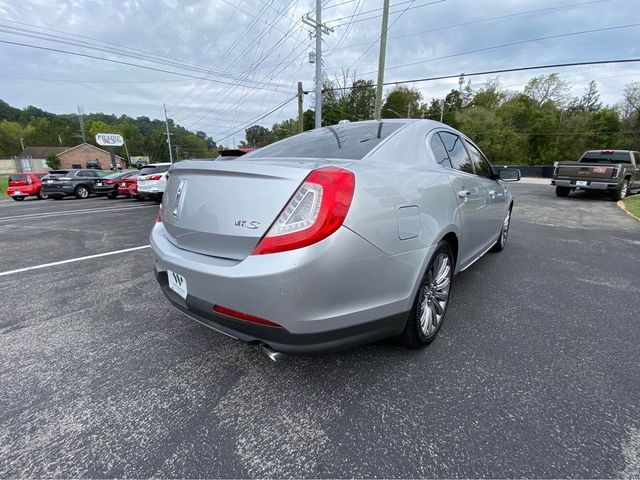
[261,345,284,362]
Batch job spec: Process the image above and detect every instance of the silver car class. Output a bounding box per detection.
[150,120,520,355]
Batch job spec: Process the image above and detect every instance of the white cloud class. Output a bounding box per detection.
[0,0,638,144]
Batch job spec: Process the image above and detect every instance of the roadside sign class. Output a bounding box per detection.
[95,133,124,147]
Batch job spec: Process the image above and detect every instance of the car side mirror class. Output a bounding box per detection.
[498,168,521,182]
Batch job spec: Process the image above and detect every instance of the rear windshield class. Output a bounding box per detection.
[139,165,170,175]
[35,173,47,179]
[48,170,70,176]
[580,152,631,163]
[248,122,405,160]
[9,174,28,182]
[104,172,127,179]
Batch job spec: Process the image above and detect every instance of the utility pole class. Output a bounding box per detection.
[123,140,132,167]
[163,103,174,164]
[19,137,25,151]
[374,0,390,120]
[302,4,332,129]
[297,81,304,133]
[314,0,322,129]
[77,105,86,143]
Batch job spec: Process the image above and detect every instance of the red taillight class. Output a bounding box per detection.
[252,166,355,255]
[213,305,281,328]
[147,174,162,181]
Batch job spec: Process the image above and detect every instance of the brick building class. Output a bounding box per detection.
[56,143,125,170]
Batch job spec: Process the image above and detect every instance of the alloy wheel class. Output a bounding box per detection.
[419,253,452,337]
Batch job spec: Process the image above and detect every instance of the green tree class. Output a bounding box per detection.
[245,125,271,147]
[46,153,60,169]
[0,120,24,156]
[381,86,422,118]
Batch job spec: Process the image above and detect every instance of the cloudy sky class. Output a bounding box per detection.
[0,0,638,145]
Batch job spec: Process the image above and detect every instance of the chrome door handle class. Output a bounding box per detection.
[488,190,497,198]
[458,190,471,198]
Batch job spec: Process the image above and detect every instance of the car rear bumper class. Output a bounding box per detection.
[155,269,407,354]
[552,179,618,190]
[7,187,38,197]
[150,223,429,352]
[92,185,118,195]
[41,184,74,196]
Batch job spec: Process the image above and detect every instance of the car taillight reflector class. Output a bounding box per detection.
[213,305,281,328]
[252,166,355,255]
[147,174,162,180]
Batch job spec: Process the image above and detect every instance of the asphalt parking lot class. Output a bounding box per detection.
[1,183,639,478]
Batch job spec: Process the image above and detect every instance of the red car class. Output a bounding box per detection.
[7,171,49,201]
[118,174,142,199]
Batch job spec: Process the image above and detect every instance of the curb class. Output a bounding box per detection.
[617,199,640,222]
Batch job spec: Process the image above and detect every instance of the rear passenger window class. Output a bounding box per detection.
[430,134,452,168]
[464,140,494,178]
[439,132,474,174]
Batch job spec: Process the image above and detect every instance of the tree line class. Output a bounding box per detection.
[242,73,640,165]
[2,73,639,166]
[0,100,218,163]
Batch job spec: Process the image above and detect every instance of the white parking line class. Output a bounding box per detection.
[0,245,151,277]
[0,204,157,221]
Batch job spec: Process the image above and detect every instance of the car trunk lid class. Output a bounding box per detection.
[161,159,352,260]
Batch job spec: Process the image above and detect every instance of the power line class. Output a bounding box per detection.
[325,0,446,27]
[331,0,612,52]
[362,23,640,74]
[0,74,187,84]
[0,38,292,94]
[215,96,298,143]
[0,22,288,90]
[323,58,640,92]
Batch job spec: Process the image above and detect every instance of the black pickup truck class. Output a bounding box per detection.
[552,150,640,200]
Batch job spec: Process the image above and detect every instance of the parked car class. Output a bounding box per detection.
[118,173,141,199]
[137,163,172,202]
[86,161,103,170]
[150,120,520,356]
[41,169,104,199]
[6,171,49,201]
[552,150,640,200]
[92,171,138,198]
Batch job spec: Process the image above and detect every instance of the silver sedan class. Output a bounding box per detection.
[150,119,520,355]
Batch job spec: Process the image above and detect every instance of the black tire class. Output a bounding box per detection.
[37,191,48,200]
[611,179,629,201]
[74,185,90,199]
[108,191,119,199]
[491,207,512,252]
[556,186,571,197]
[401,241,454,348]
[12,196,25,201]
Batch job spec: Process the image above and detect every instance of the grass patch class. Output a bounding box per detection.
[623,194,640,218]
[0,175,7,198]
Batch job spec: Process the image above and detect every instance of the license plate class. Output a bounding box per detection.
[47,180,53,183]
[13,191,23,195]
[167,270,187,299]
[576,180,588,187]
[96,182,102,186]
[593,167,606,174]
[120,183,126,187]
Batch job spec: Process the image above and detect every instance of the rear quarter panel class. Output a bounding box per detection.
[344,122,460,256]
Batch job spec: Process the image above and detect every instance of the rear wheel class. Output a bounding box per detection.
[491,208,512,252]
[611,179,629,201]
[74,185,90,199]
[401,241,454,348]
[12,196,25,201]
[556,186,571,197]
[37,191,48,200]
[108,191,119,199]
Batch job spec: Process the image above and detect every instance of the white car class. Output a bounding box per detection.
[137,163,172,201]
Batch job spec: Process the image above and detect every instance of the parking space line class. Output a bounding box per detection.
[0,204,157,221]
[0,245,151,277]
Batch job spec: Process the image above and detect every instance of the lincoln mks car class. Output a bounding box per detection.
[150,120,520,355]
